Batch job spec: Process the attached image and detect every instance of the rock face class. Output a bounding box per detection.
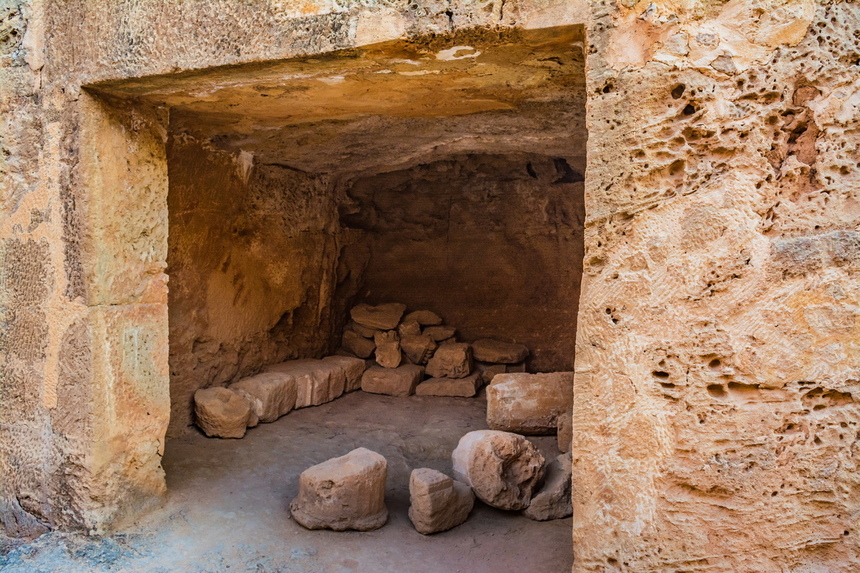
[487,372,573,434]
[265,360,346,408]
[452,430,545,510]
[426,343,473,379]
[523,454,572,521]
[471,339,529,364]
[290,448,388,531]
[350,303,407,331]
[416,373,483,398]
[230,372,297,423]
[322,355,367,393]
[342,330,376,359]
[423,325,456,342]
[408,468,474,535]
[361,365,424,397]
[374,330,402,368]
[400,333,438,365]
[557,410,572,453]
[194,387,257,438]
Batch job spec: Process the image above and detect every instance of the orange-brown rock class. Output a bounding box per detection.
[193,387,257,439]
[374,330,402,368]
[523,453,572,521]
[322,355,367,393]
[230,372,297,423]
[400,333,437,365]
[360,365,424,397]
[471,339,529,364]
[408,468,474,535]
[265,359,345,408]
[404,310,443,326]
[350,302,406,331]
[415,373,482,398]
[342,330,376,359]
[486,372,573,435]
[426,342,472,379]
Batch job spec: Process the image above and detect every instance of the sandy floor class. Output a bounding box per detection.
[1,390,572,573]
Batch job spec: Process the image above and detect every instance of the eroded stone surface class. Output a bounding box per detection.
[265,359,345,408]
[289,448,388,531]
[426,343,472,379]
[471,339,529,364]
[194,387,257,439]
[322,355,367,393]
[416,373,482,398]
[476,363,507,386]
[374,330,402,369]
[487,372,573,435]
[523,453,572,522]
[350,303,406,331]
[408,468,474,535]
[557,410,571,454]
[360,365,424,397]
[423,325,457,342]
[343,330,376,359]
[400,333,438,365]
[452,430,545,511]
[404,310,443,326]
[230,372,297,423]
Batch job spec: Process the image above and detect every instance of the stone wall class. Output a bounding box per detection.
[574,1,860,571]
[166,136,342,437]
[341,153,585,372]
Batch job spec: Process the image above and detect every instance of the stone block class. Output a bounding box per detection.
[400,333,438,365]
[265,359,346,408]
[426,342,472,379]
[347,320,378,338]
[350,302,406,330]
[343,329,376,359]
[408,468,474,534]
[523,453,572,521]
[374,330,402,368]
[194,387,257,438]
[398,319,422,337]
[231,372,297,423]
[487,372,573,435]
[322,355,367,392]
[452,430,545,511]
[361,365,424,397]
[404,310,443,326]
[416,373,482,397]
[423,325,456,342]
[471,339,529,364]
[476,362,507,386]
[290,448,388,531]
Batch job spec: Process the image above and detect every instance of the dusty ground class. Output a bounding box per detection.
[1,391,572,573]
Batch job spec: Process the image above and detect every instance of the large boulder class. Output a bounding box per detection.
[322,355,367,393]
[361,365,424,397]
[486,372,574,435]
[342,330,376,359]
[231,372,297,423]
[426,342,472,379]
[452,430,545,510]
[290,448,388,531]
[265,359,346,408]
[523,453,572,521]
[404,310,443,326]
[408,468,474,535]
[415,373,482,398]
[194,387,258,438]
[374,330,402,368]
[400,333,437,365]
[471,339,529,364]
[350,302,406,331]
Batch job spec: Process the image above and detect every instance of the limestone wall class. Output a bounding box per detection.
[574,2,860,571]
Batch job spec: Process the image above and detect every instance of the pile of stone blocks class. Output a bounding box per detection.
[343,302,530,399]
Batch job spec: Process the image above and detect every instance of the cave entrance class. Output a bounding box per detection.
[83,24,585,565]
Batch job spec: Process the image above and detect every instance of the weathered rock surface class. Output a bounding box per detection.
[230,372,297,423]
[423,325,456,342]
[347,321,378,339]
[476,363,507,386]
[374,330,402,368]
[265,359,346,408]
[400,333,438,365]
[426,343,472,379]
[194,387,257,439]
[408,468,474,535]
[398,320,422,337]
[523,454,572,521]
[416,373,482,398]
[361,365,424,397]
[404,310,443,326]
[350,303,406,331]
[471,339,529,364]
[452,430,545,510]
[322,355,367,393]
[342,330,376,359]
[487,372,573,435]
[290,448,388,531]
[557,410,572,453]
